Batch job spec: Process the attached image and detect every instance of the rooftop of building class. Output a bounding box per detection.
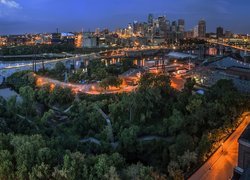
[167,52,197,59]
[239,168,250,180]
[239,124,250,144]
[209,57,250,69]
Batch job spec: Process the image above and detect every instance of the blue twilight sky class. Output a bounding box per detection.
[0,0,249,35]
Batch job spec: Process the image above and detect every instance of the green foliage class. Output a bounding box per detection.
[37,84,50,104]
[19,86,35,117]
[139,73,171,91]
[100,76,122,90]
[123,163,154,180]
[0,44,75,56]
[49,86,74,105]
[167,161,184,180]
[55,62,66,75]
[29,163,51,180]
[0,71,249,180]
[0,150,14,179]
[7,71,35,91]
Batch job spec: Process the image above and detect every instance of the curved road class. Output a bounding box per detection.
[189,112,250,180]
[35,74,137,95]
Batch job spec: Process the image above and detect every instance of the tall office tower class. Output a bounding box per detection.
[133,21,139,34]
[153,18,160,36]
[198,19,206,38]
[148,14,154,25]
[158,16,167,34]
[171,21,177,32]
[216,26,224,38]
[127,23,133,36]
[178,19,185,32]
[193,25,199,38]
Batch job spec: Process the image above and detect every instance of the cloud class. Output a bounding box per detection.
[0,0,21,8]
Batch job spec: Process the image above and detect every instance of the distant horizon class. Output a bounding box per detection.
[0,16,248,36]
[1,0,250,35]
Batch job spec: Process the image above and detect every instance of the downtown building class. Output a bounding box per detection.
[198,19,206,38]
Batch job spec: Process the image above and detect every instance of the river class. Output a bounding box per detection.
[0,88,22,102]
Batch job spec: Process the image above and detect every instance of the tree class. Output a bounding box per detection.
[61,152,88,180]
[19,86,35,117]
[124,163,153,180]
[49,86,74,105]
[100,76,122,90]
[41,110,54,124]
[165,109,184,136]
[197,133,212,161]
[104,166,120,180]
[0,150,14,180]
[183,78,196,94]
[55,62,66,74]
[139,73,171,92]
[167,161,184,180]
[10,135,46,179]
[178,151,197,172]
[29,163,51,180]
[169,133,194,159]
[119,126,139,150]
[186,96,203,114]
[37,85,50,105]
[6,96,17,118]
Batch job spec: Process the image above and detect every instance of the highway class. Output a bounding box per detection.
[189,113,250,180]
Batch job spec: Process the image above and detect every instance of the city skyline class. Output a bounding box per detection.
[1,0,250,35]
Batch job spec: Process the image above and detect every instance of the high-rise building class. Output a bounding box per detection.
[127,23,133,36]
[148,14,154,25]
[158,16,167,35]
[193,25,199,38]
[216,27,224,38]
[171,21,177,32]
[178,19,185,32]
[198,20,206,38]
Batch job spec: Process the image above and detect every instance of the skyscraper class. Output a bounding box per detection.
[158,16,167,33]
[171,21,177,32]
[178,19,185,32]
[198,20,206,38]
[148,14,154,25]
[193,25,199,38]
[216,26,224,38]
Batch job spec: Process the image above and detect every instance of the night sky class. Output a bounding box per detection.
[0,0,249,35]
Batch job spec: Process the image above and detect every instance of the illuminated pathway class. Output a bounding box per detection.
[35,75,137,95]
[189,113,250,180]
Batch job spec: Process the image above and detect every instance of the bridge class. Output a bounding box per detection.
[0,53,99,79]
[208,39,250,53]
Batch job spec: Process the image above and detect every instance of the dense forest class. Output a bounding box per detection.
[0,70,249,180]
